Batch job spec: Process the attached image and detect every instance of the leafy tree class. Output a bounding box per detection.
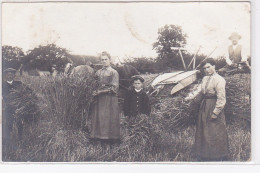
[153,25,188,69]
[23,44,71,72]
[2,45,24,70]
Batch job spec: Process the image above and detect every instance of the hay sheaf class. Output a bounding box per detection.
[225,73,251,124]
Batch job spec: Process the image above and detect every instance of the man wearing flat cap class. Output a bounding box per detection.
[2,68,23,150]
[3,68,22,96]
[219,32,250,73]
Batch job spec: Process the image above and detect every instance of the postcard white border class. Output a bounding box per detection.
[0,0,259,171]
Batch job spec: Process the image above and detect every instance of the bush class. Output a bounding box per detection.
[124,57,160,74]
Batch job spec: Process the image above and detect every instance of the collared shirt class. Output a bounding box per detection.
[7,80,13,85]
[95,66,119,93]
[187,72,226,115]
[135,88,142,92]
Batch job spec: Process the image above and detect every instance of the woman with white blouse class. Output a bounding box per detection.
[185,58,229,161]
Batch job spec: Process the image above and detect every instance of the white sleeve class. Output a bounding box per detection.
[213,78,226,115]
[187,85,202,100]
[186,77,205,100]
[225,49,232,65]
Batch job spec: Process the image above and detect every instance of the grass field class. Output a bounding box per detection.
[3,73,251,162]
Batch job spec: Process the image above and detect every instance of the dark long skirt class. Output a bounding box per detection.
[194,98,229,160]
[90,94,120,139]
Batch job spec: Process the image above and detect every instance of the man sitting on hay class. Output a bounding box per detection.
[219,32,250,74]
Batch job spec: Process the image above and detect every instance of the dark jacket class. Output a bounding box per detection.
[2,80,23,141]
[2,80,23,100]
[123,88,151,117]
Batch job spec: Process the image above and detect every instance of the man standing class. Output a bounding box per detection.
[2,68,23,149]
[219,32,250,73]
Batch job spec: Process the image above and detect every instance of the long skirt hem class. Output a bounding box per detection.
[90,94,120,140]
[195,98,229,160]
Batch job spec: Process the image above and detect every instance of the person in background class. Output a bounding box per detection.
[219,32,250,73]
[51,64,59,77]
[90,51,120,143]
[123,75,151,121]
[64,61,73,76]
[185,58,229,161]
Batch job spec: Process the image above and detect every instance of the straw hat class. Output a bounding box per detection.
[228,32,241,40]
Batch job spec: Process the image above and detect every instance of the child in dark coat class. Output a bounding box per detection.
[123,75,151,119]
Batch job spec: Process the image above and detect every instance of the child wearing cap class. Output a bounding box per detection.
[123,75,151,119]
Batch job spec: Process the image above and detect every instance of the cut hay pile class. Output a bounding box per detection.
[225,73,251,127]
[143,73,251,131]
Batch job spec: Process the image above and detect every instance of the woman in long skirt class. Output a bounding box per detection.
[185,58,229,161]
[90,51,120,141]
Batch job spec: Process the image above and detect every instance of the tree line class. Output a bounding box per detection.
[2,25,228,74]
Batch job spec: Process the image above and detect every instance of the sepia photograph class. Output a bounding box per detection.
[1,0,251,162]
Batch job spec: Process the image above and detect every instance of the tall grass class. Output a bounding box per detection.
[3,73,251,162]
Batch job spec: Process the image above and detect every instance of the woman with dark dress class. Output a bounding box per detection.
[90,52,120,142]
[185,58,229,161]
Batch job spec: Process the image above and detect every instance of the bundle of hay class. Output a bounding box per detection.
[224,73,251,126]
[118,114,162,161]
[86,114,163,162]
[8,84,40,124]
[151,89,199,132]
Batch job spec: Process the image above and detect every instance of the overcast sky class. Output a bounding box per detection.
[2,2,250,60]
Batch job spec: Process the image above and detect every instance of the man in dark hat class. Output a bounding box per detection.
[123,75,151,120]
[2,68,23,147]
[219,32,250,74]
[3,68,22,97]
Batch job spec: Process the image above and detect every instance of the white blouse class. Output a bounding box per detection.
[187,72,226,115]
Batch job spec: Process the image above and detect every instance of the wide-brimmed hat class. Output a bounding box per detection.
[4,68,16,73]
[228,32,241,40]
[131,75,144,83]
